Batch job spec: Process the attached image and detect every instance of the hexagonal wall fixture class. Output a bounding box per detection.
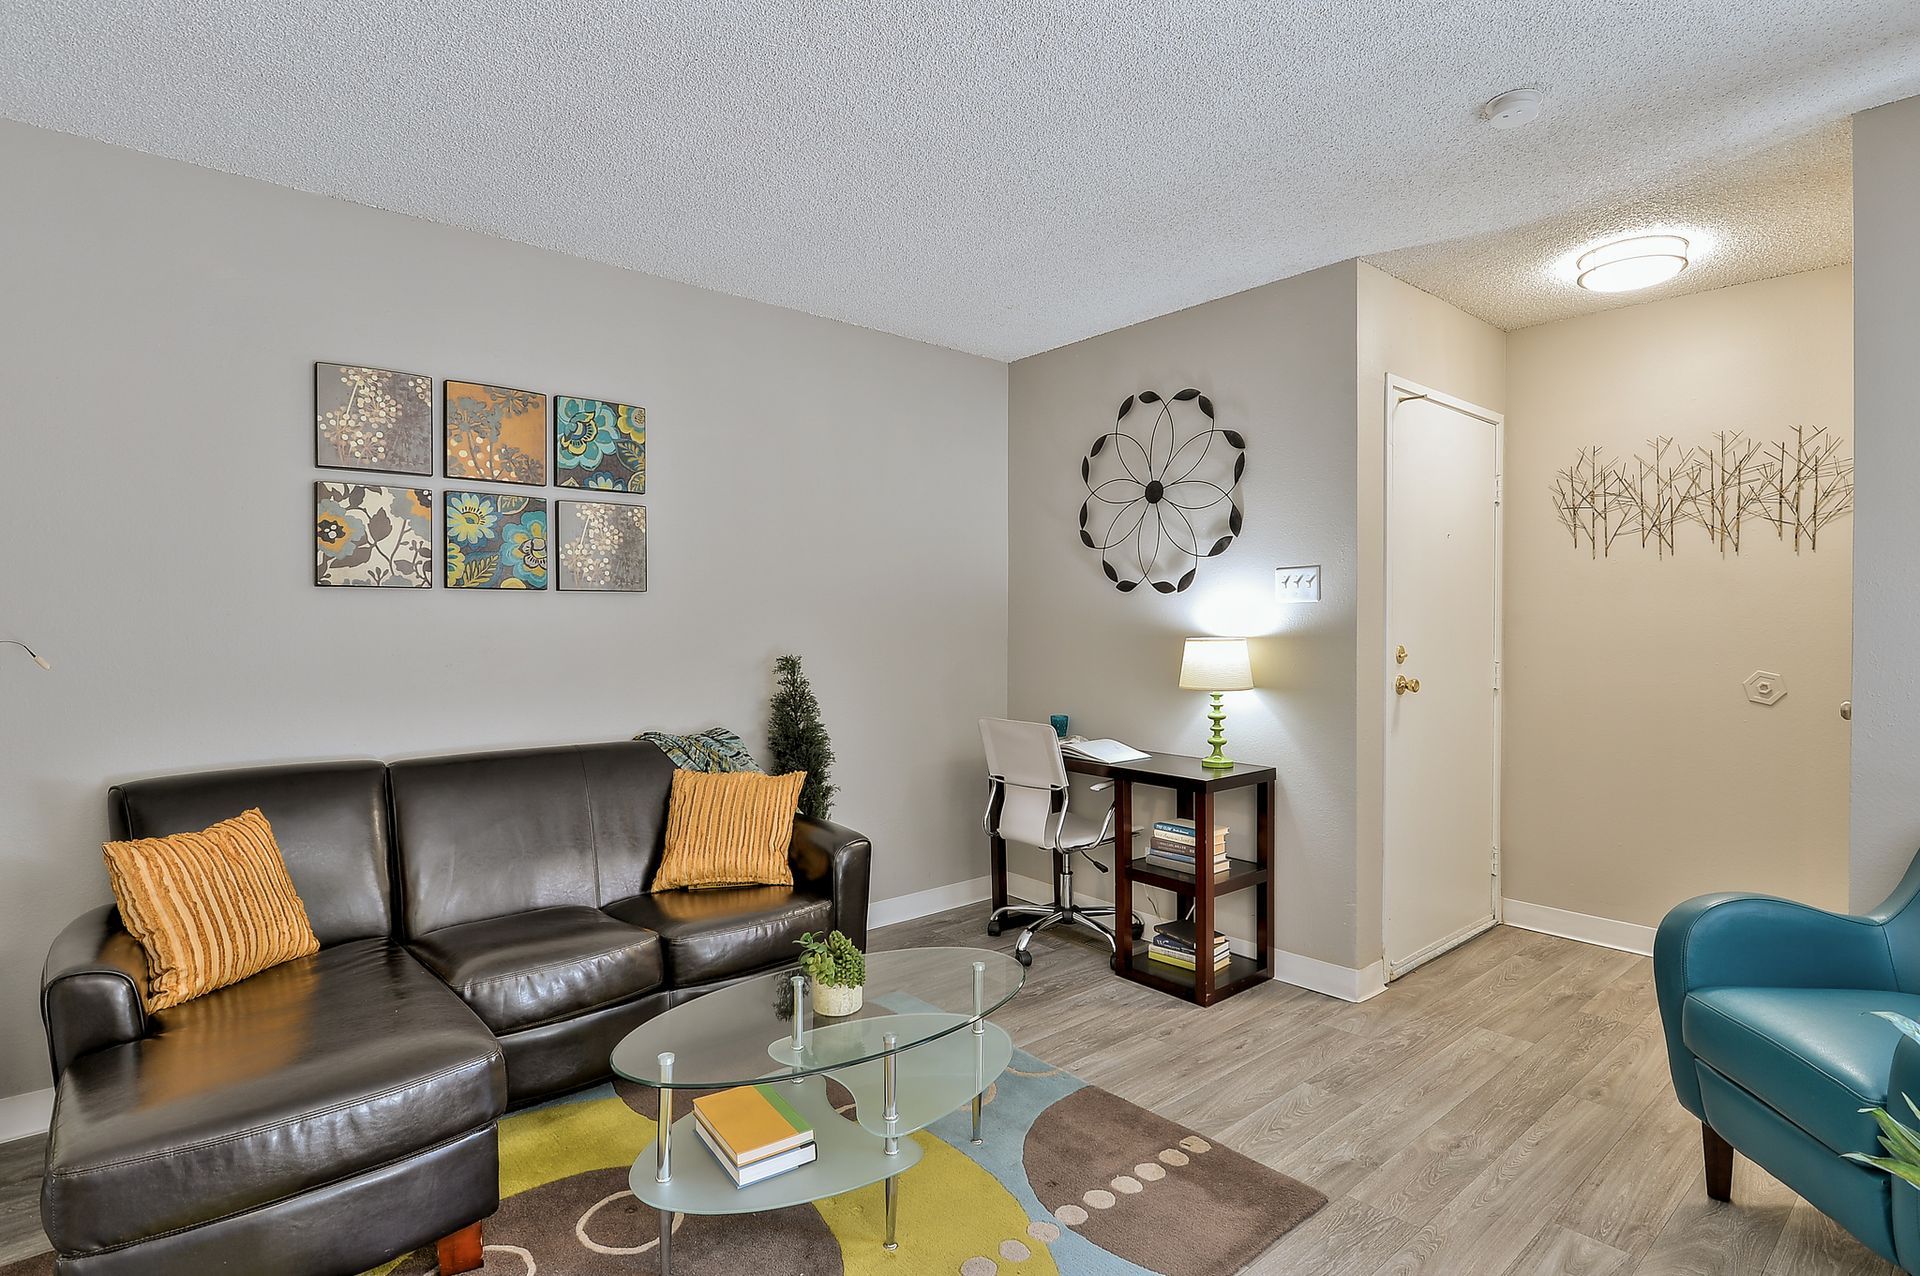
[1744,671,1787,706]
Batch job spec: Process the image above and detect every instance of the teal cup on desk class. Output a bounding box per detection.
[1049,714,1069,738]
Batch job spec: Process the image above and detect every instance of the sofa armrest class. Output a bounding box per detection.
[791,816,872,948]
[1654,892,1898,1118]
[42,904,149,1080]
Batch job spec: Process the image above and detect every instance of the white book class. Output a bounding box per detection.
[696,1119,818,1186]
[1060,737,1151,764]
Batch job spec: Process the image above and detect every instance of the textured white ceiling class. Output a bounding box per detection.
[3,2,1918,360]
[1368,123,1854,330]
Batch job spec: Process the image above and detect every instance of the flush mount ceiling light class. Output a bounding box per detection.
[1575,234,1690,292]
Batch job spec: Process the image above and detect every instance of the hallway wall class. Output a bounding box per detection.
[1503,266,1854,929]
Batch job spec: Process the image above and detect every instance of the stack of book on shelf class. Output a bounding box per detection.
[1145,819,1229,876]
[1148,919,1232,972]
[692,1083,817,1187]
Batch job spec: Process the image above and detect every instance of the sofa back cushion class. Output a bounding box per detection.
[109,760,393,945]
[388,741,674,935]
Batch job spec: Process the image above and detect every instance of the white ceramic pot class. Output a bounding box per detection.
[813,982,864,1017]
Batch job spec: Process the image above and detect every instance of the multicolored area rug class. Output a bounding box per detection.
[7,1046,1322,1276]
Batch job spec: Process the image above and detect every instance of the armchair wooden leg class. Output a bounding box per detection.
[437,1221,484,1274]
[1702,1123,1734,1202]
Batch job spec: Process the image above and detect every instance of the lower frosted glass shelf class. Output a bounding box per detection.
[827,1019,1013,1140]
[628,1075,922,1216]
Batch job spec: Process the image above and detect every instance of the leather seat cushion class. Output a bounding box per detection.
[604,886,831,984]
[1683,986,1920,1155]
[408,906,664,1034]
[43,939,505,1256]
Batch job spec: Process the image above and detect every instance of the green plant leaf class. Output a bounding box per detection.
[1847,1153,1920,1190]
[1866,1106,1920,1166]
[1873,1011,1920,1046]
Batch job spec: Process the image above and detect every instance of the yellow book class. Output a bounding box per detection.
[691,1083,814,1166]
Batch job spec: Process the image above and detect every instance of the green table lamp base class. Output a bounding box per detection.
[1201,691,1235,769]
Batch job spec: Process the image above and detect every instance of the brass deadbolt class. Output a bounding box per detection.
[1395,645,1409,665]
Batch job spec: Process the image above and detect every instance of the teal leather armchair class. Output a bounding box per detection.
[1655,854,1920,1269]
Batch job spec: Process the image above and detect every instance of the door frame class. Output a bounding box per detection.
[1381,374,1505,981]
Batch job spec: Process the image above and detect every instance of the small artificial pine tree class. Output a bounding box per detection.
[768,653,836,821]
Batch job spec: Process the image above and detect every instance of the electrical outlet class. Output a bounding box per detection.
[1276,565,1322,603]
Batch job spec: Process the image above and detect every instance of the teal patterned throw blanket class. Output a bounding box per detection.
[635,727,760,773]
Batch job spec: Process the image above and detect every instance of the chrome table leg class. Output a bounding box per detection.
[882,1032,900,1251]
[972,961,987,1145]
[656,1051,674,1274]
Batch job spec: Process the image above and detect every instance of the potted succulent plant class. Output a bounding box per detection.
[798,930,866,1017]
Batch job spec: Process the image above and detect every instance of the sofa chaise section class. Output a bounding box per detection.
[40,760,507,1276]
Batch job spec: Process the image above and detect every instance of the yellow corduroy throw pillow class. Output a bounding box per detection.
[653,770,807,890]
[102,808,321,1010]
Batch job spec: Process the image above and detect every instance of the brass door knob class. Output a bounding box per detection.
[1396,675,1421,695]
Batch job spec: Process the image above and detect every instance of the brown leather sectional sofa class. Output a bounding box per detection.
[37,740,871,1276]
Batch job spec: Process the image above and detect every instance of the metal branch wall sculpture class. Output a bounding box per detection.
[1551,426,1852,558]
[1079,388,1245,593]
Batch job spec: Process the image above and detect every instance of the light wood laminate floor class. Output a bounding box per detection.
[0,913,1894,1274]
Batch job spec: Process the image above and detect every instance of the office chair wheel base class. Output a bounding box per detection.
[1014,948,1032,967]
[986,919,1002,936]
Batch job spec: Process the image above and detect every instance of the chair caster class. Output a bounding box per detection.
[1131,919,1145,939]
[986,919,1002,936]
[1014,948,1032,967]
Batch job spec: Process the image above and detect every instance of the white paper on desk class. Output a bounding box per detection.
[1060,737,1151,764]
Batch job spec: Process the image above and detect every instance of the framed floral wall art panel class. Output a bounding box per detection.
[445,381,547,486]
[555,396,646,492]
[557,501,647,592]
[315,482,433,587]
[445,491,549,589]
[315,363,433,475]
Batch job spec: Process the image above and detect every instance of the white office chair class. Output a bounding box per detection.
[979,718,1139,967]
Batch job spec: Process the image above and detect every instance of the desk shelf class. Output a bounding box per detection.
[1126,949,1272,1003]
[1126,855,1267,897]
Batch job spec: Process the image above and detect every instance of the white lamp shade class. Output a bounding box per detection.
[1179,637,1253,691]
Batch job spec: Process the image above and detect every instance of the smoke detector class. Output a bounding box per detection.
[1482,88,1544,130]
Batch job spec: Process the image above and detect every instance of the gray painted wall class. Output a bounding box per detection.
[1007,265,1360,968]
[1852,94,1920,908]
[0,120,1009,1100]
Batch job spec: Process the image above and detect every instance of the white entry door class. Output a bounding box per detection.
[1383,378,1502,979]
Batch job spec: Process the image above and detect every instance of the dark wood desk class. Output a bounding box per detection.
[987,751,1277,1007]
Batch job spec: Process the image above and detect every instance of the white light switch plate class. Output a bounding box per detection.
[1276,565,1322,603]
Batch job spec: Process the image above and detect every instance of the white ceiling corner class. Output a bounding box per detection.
[2,1,1918,360]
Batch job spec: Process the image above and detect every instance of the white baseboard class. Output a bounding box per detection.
[868,874,992,929]
[1272,950,1388,1002]
[1502,898,1655,957]
[0,1087,52,1142]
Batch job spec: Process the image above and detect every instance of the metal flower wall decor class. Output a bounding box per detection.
[1079,388,1246,593]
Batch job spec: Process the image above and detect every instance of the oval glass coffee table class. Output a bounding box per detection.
[611,947,1023,1273]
